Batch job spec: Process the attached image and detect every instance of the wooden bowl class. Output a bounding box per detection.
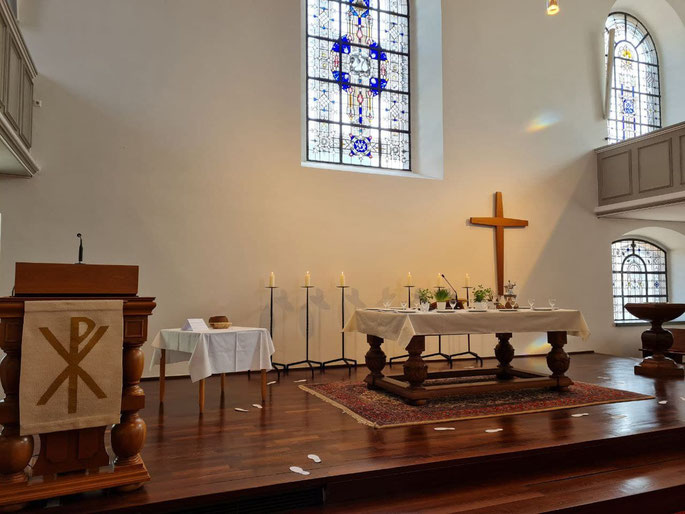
[624,303,685,324]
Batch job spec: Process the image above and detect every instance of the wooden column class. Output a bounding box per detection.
[495,333,515,380]
[364,335,387,389]
[0,315,34,502]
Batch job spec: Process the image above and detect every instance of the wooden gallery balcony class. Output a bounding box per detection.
[595,122,685,221]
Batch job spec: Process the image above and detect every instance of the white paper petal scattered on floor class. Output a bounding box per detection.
[680,397,685,401]
[308,454,322,463]
[658,400,668,405]
[252,404,263,409]
[234,408,249,412]
[615,381,626,385]
[610,414,627,419]
[597,376,610,379]
[290,466,310,476]
[434,427,456,431]
[294,379,307,383]
[485,428,503,433]
[571,413,590,418]
[267,381,277,385]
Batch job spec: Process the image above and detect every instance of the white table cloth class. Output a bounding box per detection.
[344,309,591,349]
[150,327,274,382]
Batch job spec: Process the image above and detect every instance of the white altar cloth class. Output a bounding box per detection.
[150,327,274,382]
[344,309,591,349]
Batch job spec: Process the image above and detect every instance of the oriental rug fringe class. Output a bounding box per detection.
[299,381,653,429]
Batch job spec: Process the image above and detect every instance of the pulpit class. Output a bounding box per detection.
[0,263,156,510]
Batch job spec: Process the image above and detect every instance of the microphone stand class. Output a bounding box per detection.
[76,233,84,264]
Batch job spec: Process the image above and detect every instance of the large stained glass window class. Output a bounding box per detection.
[306,0,411,171]
[611,239,668,323]
[605,13,661,144]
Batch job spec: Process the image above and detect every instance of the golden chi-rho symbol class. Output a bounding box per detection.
[37,317,109,413]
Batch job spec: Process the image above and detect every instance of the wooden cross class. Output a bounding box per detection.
[470,192,528,296]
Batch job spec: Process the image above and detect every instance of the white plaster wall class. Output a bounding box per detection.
[1,0,685,383]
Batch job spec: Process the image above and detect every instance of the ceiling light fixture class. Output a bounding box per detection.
[547,0,560,16]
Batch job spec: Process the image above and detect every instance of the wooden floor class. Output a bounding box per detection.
[24,353,685,513]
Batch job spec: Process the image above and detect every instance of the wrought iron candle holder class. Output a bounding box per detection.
[286,285,322,377]
[404,285,414,307]
[266,286,285,376]
[323,285,357,372]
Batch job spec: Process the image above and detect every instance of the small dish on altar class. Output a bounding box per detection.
[435,309,457,313]
[499,309,518,312]
[395,309,416,313]
[366,308,382,311]
[533,307,553,311]
[468,308,488,312]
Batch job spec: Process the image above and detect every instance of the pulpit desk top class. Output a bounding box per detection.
[0,263,156,510]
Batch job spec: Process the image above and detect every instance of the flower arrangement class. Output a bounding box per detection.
[417,288,433,304]
[434,287,452,303]
[472,285,494,303]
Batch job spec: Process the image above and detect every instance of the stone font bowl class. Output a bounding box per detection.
[624,303,685,324]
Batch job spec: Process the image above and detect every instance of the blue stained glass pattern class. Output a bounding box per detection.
[306,0,411,171]
[611,239,668,323]
[605,13,661,144]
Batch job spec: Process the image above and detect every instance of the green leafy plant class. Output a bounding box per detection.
[434,287,452,302]
[472,285,493,303]
[417,288,433,303]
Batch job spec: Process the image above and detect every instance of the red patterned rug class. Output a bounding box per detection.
[299,381,653,429]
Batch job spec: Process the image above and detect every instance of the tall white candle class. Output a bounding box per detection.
[407,272,413,286]
[437,273,443,287]
[304,271,311,287]
[465,273,471,287]
[269,272,275,288]
[339,272,346,287]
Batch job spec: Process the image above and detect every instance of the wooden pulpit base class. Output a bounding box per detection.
[364,332,573,405]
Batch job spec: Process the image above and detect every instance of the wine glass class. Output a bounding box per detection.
[528,298,535,309]
[449,299,457,310]
[549,298,557,310]
[400,302,408,310]
[383,300,392,309]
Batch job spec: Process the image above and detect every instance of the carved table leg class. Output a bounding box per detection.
[111,339,147,492]
[0,321,34,512]
[364,335,387,389]
[495,333,515,380]
[403,336,428,405]
[547,331,571,389]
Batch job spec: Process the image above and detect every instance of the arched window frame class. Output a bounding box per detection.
[611,238,668,323]
[605,12,662,144]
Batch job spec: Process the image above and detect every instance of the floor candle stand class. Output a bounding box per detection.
[404,285,414,307]
[286,285,322,378]
[449,286,484,366]
[266,286,285,376]
[323,285,357,372]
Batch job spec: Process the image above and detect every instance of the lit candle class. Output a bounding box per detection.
[465,273,471,287]
[339,272,346,287]
[304,271,311,287]
[269,272,275,288]
[407,272,413,286]
[437,273,443,287]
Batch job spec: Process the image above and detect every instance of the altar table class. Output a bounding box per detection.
[344,309,590,405]
[150,327,274,412]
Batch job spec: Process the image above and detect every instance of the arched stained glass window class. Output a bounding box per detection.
[612,239,668,323]
[605,13,661,144]
[306,0,411,171]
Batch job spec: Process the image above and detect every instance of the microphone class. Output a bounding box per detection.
[77,233,84,264]
[441,274,460,305]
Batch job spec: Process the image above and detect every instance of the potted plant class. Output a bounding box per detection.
[434,287,452,310]
[417,288,433,311]
[472,285,493,310]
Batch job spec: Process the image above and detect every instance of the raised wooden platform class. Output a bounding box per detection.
[19,353,685,513]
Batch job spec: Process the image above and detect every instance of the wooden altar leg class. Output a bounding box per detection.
[111,338,148,492]
[403,336,428,405]
[221,373,226,396]
[198,380,206,413]
[159,349,166,404]
[547,331,572,390]
[495,333,515,380]
[260,370,267,403]
[364,335,387,390]
[0,322,35,512]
